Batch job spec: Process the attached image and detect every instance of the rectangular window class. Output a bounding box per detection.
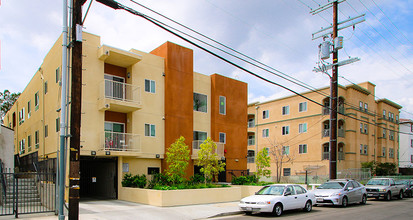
[411,139,413,148]
[144,79,156,93]
[388,112,392,121]
[27,101,31,119]
[148,167,160,175]
[359,101,363,110]
[299,102,307,112]
[364,124,368,134]
[364,145,368,155]
[19,107,25,124]
[145,124,156,137]
[248,135,255,146]
[282,126,290,135]
[364,103,368,112]
[56,117,60,132]
[283,168,291,176]
[299,144,307,154]
[262,129,269,138]
[360,123,363,133]
[44,81,48,94]
[382,128,386,138]
[19,139,25,154]
[56,67,60,83]
[193,131,207,141]
[360,144,363,154]
[382,147,386,157]
[219,132,226,144]
[219,96,226,115]
[282,106,290,115]
[193,93,207,113]
[35,130,39,149]
[248,118,255,128]
[282,146,290,155]
[396,115,399,123]
[389,130,394,140]
[262,110,269,119]
[45,125,48,138]
[28,135,32,152]
[299,123,307,133]
[247,150,255,163]
[383,110,386,119]
[389,148,394,158]
[35,92,39,111]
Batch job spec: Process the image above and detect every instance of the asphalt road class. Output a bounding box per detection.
[213,198,413,220]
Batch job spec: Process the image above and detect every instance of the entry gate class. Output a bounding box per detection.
[0,171,56,218]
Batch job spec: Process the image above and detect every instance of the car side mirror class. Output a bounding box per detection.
[347,187,353,190]
[284,192,292,196]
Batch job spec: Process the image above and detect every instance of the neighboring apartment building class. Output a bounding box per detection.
[247,82,401,180]
[399,119,413,171]
[0,125,14,172]
[3,32,247,199]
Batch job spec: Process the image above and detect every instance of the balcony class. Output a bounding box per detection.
[248,120,255,128]
[338,152,345,160]
[338,105,345,114]
[102,131,141,152]
[98,79,142,113]
[322,152,330,160]
[322,107,329,115]
[338,129,345,137]
[247,157,255,163]
[248,138,255,146]
[322,129,330,137]
[192,140,224,159]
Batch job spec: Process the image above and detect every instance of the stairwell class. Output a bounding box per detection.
[2,177,42,210]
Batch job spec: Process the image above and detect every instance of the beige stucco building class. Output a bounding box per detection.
[247,82,401,181]
[3,32,248,199]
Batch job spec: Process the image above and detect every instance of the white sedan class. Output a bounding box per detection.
[239,184,316,216]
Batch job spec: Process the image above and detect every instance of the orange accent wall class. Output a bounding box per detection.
[211,74,248,181]
[104,111,127,131]
[104,63,126,78]
[151,42,194,177]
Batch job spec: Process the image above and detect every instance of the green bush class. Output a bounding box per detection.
[231,175,258,185]
[122,173,135,187]
[147,173,170,189]
[188,174,205,185]
[122,173,147,188]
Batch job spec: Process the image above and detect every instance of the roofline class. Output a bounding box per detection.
[376,98,403,109]
[1,124,14,131]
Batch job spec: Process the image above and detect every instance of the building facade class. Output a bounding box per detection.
[399,119,413,169]
[247,82,401,181]
[3,32,247,199]
[0,125,14,172]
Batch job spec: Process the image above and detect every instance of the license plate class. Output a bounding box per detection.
[316,198,324,202]
[368,193,373,196]
[246,207,252,211]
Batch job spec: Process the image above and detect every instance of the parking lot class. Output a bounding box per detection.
[214,198,413,220]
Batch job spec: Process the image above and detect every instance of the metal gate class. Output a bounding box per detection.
[0,171,56,218]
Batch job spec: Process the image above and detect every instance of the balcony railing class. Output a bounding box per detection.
[247,157,255,163]
[338,129,345,137]
[192,140,224,159]
[99,79,141,112]
[102,131,140,152]
[322,129,330,137]
[248,138,255,146]
[322,107,330,115]
[338,152,345,160]
[322,152,330,160]
[338,105,345,114]
[248,120,255,128]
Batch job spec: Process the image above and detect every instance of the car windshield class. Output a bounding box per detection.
[395,180,408,185]
[366,179,389,186]
[317,182,345,189]
[256,186,285,195]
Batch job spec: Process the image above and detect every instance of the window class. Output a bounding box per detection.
[283,168,291,176]
[382,147,386,157]
[262,110,269,119]
[364,124,368,134]
[148,167,160,175]
[299,123,307,133]
[389,148,394,158]
[396,115,399,123]
[35,130,39,149]
[44,81,48,94]
[18,107,25,124]
[299,102,307,112]
[262,129,269,138]
[219,132,226,144]
[45,125,48,138]
[388,112,392,121]
[282,106,289,115]
[359,101,363,110]
[383,110,386,119]
[282,146,290,155]
[27,101,31,119]
[389,130,394,140]
[247,150,255,163]
[282,126,289,135]
[19,139,25,154]
[363,145,368,155]
[360,144,363,154]
[193,93,207,112]
[34,92,39,111]
[294,185,307,194]
[248,135,255,145]
[219,96,226,115]
[360,123,363,133]
[193,131,207,141]
[411,155,413,163]
[28,135,32,152]
[248,118,255,128]
[299,144,307,154]
[360,123,368,134]
[145,124,156,137]
[382,128,386,138]
[144,79,156,93]
[56,117,60,132]
[56,67,60,83]
[411,139,413,148]
[364,103,368,112]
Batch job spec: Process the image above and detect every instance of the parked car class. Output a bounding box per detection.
[238,184,316,216]
[313,179,367,207]
[365,178,404,200]
[395,179,413,198]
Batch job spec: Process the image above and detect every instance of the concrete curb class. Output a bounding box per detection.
[208,211,244,218]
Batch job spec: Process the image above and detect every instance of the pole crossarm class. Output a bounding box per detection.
[310,0,346,15]
[313,57,360,72]
[312,14,365,40]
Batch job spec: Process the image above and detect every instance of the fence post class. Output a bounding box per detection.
[14,177,18,218]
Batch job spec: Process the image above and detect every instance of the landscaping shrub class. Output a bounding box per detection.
[122,173,147,188]
[231,175,258,185]
[147,173,170,189]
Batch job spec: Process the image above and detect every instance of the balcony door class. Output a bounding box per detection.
[104,74,125,100]
[104,121,126,150]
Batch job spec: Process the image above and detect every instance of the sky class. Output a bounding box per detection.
[0,0,412,119]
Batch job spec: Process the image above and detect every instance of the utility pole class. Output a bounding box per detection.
[69,0,86,219]
[310,0,364,180]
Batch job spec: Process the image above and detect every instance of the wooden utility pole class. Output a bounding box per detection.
[329,1,338,180]
[69,0,86,219]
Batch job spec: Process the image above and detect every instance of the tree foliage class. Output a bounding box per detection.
[197,137,226,184]
[256,148,271,181]
[0,90,20,123]
[361,161,397,176]
[266,138,295,183]
[165,136,190,184]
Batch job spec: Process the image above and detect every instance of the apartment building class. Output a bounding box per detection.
[0,125,14,172]
[3,32,247,199]
[399,119,413,171]
[247,82,401,179]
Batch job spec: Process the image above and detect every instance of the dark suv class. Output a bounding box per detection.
[395,179,413,198]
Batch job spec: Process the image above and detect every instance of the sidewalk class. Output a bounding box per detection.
[1,200,242,220]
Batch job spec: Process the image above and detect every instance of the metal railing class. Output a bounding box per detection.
[338,129,345,137]
[192,140,224,158]
[322,107,329,115]
[338,105,345,114]
[248,120,255,128]
[338,152,345,160]
[102,79,141,104]
[322,129,330,137]
[248,138,255,146]
[102,131,141,152]
[322,152,330,160]
[247,157,255,163]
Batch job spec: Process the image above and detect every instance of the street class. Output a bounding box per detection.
[213,198,413,220]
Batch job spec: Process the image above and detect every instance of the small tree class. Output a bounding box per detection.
[165,136,190,184]
[256,148,271,181]
[0,90,20,123]
[197,137,226,185]
[266,138,295,183]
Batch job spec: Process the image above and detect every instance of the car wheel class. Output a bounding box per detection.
[398,191,403,200]
[303,200,312,212]
[244,211,252,215]
[341,196,348,208]
[272,203,283,217]
[385,191,391,201]
[360,194,367,205]
[409,191,413,198]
